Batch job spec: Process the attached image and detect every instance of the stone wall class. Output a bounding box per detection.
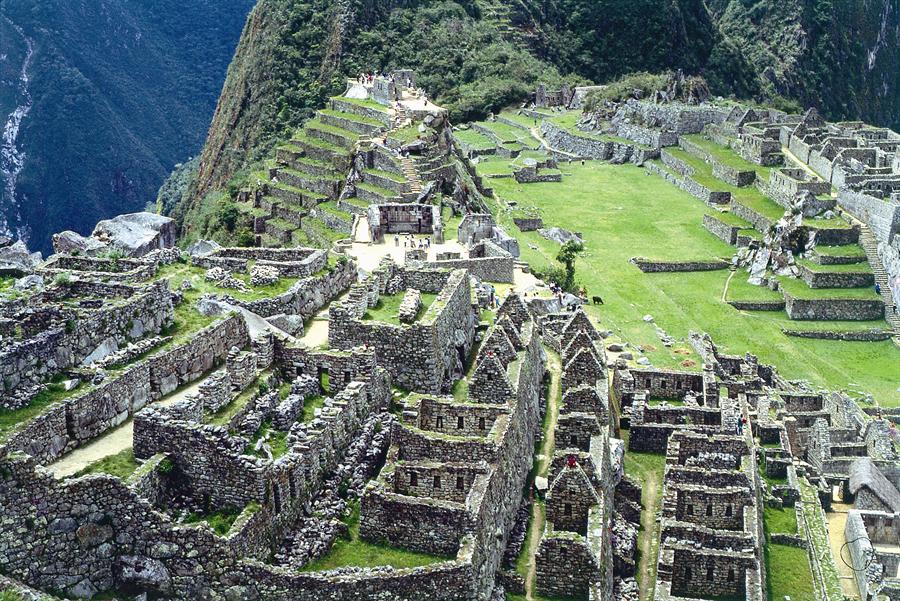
[838,190,900,246]
[2,314,249,464]
[540,121,656,164]
[225,258,356,319]
[329,267,475,393]
[796,263,874,289]
[651,154,731,205]
[783,294,884,321]
[631,257,730,272]
[703,214,743,246]
[425,240,515,283]
[0,280,173,397]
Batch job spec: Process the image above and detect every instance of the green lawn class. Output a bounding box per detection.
[302,503,449,571]
[778,276,880,300]
[726,275,785,302]
[455,128,496,150]
[155,262,300,303]
[681,134,774,181]
[474,159,899,404]
[766,543,817,601]
[764,506,798,535]
[73,447,139,480]
[814,244,867,258]
[795,257,871,273]
[184,504,248,536]
[363,292,438,325]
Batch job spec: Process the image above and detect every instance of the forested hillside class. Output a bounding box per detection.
[0,0,254,253]
[176,0,900,232]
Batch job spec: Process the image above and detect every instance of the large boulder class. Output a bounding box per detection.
[0,240,42,275]
[91,212,177,257]
[114,555,173,595]
[186,239,221,257]
[52,230,109,256]
[538,226,583,246]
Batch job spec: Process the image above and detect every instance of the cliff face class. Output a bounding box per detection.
[0,0,254,254]
[182,0,900,222]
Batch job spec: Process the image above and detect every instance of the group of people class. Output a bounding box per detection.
[394,234,432,250]
[357,72,414,90]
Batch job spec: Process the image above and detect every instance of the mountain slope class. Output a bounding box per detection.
[0,0,254,253]
[178,0,900,230]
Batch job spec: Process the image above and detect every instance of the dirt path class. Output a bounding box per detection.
[46,372,215,479]
[636,470,662,601]
[827,503,861,599]
[523,350,561,600]
[721,269,736,303]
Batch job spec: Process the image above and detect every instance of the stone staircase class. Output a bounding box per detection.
[400,156,423,197]
[858,224,900,342]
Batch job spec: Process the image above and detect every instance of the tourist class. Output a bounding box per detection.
[875,283,882,295]
[394,235,399,247]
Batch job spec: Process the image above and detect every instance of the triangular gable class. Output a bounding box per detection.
[496,314,524,350]
[561,347,604,391]
[563,329,600,365]
[496,293,530,329]
[562,310,599,341]
[469,354,515,404]
[481,325,517,366]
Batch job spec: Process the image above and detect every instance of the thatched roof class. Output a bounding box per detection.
[848,458,900,513]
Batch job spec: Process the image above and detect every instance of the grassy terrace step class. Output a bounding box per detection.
[306,120,360,146]
[499,110,539,129]
[364,168,406,184]
[356,181,401,201]
[814,244,867,258]
[304,216,350,243]
[236,201,269,218]
[455,128,497,151]
[795,258,872,274]
[778,276,881,300]
[278,165,341,184]
[547,110,637,146]
[291,132,352,156]
[317,200,353,222]
[330,95,389,114]
[681,134,774,181]
[318,108,385,129]
[726,276,786,303]
[478,119,541,149]
[706,210,753,228]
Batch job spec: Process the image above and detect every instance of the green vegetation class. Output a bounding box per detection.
[363,292,438,325]
[763,505,798,535]
[474,158,899,403]
[765,544,817,601]
[725,275,785,303]
[302,503,449,571]
[454,128,496,150]
[155,262,299,303]
[301,395,327,423]
[0,378,85,442]
[777,277,880,300]
[247,421,291,459]
[184,505,246,536]
[814,244,867,259]
[73,448,140,480]
[0,591,25,601]
[682,134,773,181]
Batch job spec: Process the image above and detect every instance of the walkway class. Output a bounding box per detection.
[46,373,215,479]
[522,350,561,600]
[826,502,861,599]
[346,216,468,272]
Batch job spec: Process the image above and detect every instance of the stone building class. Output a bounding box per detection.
[328,258,476,393]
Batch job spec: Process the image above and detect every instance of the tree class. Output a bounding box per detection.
[556,241,584,292]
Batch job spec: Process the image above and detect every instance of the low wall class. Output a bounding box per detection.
[784,294,884,321]
[703,214,742,246]
[3,315,249,464]
[540,122,656,164]
[797,264,874,289]
[651,155,730,205]
[632,257,730,272]
[226,258,356,319]
[782,328,892,341]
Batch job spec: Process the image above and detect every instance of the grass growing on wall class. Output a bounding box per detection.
[765,543,817,601]
[301,503,450,571]
[73,447,140,480]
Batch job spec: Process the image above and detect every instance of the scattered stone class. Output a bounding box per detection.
[538,226,583,246]
[0,241,42,275]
